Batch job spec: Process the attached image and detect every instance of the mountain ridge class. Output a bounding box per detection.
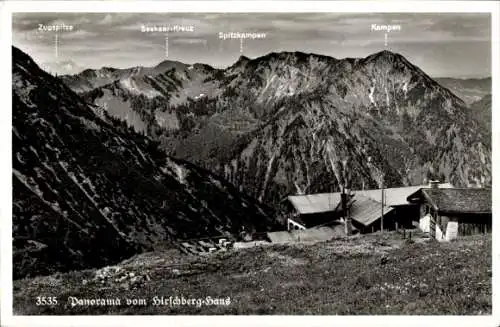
[60,49,491,207]
[12,46,278,279]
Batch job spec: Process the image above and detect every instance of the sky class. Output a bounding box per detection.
[12,12,492,78]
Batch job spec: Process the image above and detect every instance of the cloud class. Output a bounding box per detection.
[425,14,491,37]
[62,29,100,40]
[40,59,85,75]
[98,14,114,25]
[172,38,208,45]
[12,12,491,77]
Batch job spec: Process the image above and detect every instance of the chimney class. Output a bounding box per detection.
[429,180,440,189]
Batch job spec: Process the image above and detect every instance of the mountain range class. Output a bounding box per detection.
[12,45,492,278]
[61,50,492,207]
[435,77,491,105]
[12,46,277,279]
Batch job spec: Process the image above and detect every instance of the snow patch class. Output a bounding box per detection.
[134,145,150,164]
[259,153,276,201]
[13,127,22,140]
[172,164,188,185]
[29,146,40,159]
[369,85,376,105]
[155,111,179,130]
[119,77,161,98]
[16,152,26,165]
[402,81,409,97]
[96,70,109,78]
[119,78,135,92]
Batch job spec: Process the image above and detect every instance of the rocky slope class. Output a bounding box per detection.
[210,51,492,204]
[12,46,277,279]
[469,93,492,133]
[62,50,492,206]
[62,61,224,134]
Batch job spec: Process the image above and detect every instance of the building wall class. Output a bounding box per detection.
[419,214,431,233]
[419,206,491,239]
[443,214,492,236]
[418,205,443,239]
[300,211,342,228]
[287,218,306,231]
[414,198,491,239]
[457,221,491,236]
[436,214,450,238]
[435,223,445,241]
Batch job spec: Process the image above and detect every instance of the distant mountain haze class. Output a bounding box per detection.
[60,50,492,207]
[12,46,277,279]
[435,77,491,105]
[40,59,85,75]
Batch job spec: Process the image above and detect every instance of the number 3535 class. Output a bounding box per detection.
[35,296,58,306]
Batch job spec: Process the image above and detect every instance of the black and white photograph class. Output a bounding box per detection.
[2,0,498,324]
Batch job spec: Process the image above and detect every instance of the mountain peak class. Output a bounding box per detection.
[100,66,118,72]
[238,55,250,61]
[192,62,215,71]
[362,50,419,74]
[227,55,251,70]
[12,46,36,69]
[365,49,405,62]
[154,59,186,71]
[242,51,337,68]
[235,55,250,65]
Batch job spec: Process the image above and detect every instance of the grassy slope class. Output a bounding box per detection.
[13,232,491,315]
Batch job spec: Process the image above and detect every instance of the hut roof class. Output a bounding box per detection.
[350,194,394,227]
[287,183,453,215]
[407,188,491,214]
[356,183,453,207]
[287,193,344,215]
